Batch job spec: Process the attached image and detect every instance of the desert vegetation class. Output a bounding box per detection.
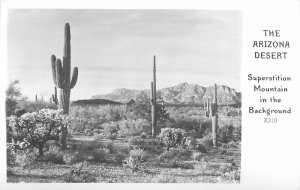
[6,23,241,183]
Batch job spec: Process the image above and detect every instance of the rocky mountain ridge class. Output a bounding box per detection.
[91,82,241,105]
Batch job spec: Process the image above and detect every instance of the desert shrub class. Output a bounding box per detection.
[15,149,37,169]
[102,121,119,136]
[128,137,163,154]
[183,136,196,149]
[158,149,191,162]
[140,132,147,139]
[126,103,150,120]
[6,145,16,166]
[123,156,142,172]
[63,152,78,165]
[62,151,88,165]
[218,168,240,183]
[129,148,147,161]
[75,137,103,152]
[69,118,86,135]
[92,148,109,162]
[233,125,242,141]
[126,102,169,124]
[194,142,208,153]
[118,119,150,137]
[192,152,203,161]
[23,101,57,113]
[103,140,114,153]
[69,105,127,135]
[43,145,64,164]
[108,133,117,140]
[151,171,177,183]
[159,128,186,150]
[218,125,234,143]
[63,161,96,183]
[197,134,214,150]
[114,151,127,164]
[7,109,70,156]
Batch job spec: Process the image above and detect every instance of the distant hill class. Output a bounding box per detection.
[91,82,241,105]
[72,99,122,106]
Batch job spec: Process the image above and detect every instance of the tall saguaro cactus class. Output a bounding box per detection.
[51,23,78,148]
[211,84,218,147]
[150,56,157,137]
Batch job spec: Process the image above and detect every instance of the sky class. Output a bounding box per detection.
[7,9,242,101]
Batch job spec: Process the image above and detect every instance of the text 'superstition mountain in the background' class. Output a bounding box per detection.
[91,82,241,105]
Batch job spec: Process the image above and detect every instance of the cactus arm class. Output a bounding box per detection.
[55,59,64,88]
[70,67,78,89]
[51,55,57,85]
[63,23,71,84]
[64,23,71,57]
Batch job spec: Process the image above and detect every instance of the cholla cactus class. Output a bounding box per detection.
[7,109,70,156]
[159,127,186,151]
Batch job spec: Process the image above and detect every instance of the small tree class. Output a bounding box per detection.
[6,80,22,116]
[7,109,70,156]
[102,121,119,136]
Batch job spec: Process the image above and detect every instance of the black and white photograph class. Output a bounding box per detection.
[3,8,242,183]
[2,0,300,189]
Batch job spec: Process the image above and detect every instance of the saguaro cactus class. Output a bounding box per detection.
[51,23,78,148]
[52,87,58,105]
[204,99,211,118]
[150,56,157,138]
[211,84,218,147]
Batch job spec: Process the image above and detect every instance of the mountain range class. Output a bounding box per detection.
[91,82,241,105]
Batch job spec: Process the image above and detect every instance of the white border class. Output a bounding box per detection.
[1,0,300,190]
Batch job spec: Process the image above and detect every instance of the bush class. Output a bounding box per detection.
[43,145,64,164]
[92,148,109,162]
[7,145,16,166]
[129,148,147,162]
[123,156,142,172]
[194,143,208,153]
[108,133,117,140]
[218,125,234,143]
[23,101,57,113]
[197,135,214,150]
[233,125,241,141]
[63,152,80,165]
[103,140,114,153]
[114,151,127,164]
[218,168,240,183]
[127,137,164,154]
[192,152,203,161]
[140,132,147,139]
[159,128,186,150]
[151,171,177,183]
[63,161,96,183]
[15,149,37,169]
[118,119,150,137]
[102,121,119,137]
[158,149,191,162]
